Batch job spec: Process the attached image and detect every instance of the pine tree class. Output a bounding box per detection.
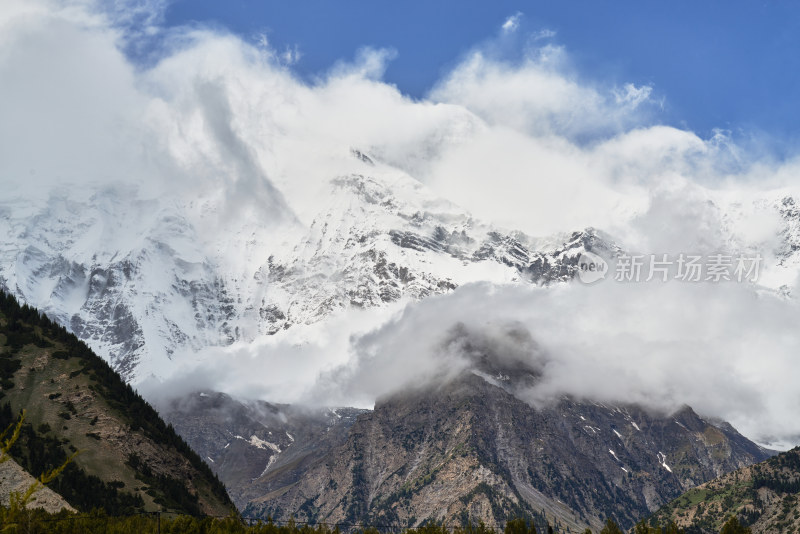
[719,516,751,534]
[505,517,536,534]
[599,518,624,534]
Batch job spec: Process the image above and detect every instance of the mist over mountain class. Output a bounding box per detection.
[3,0,800,454]
[156,345,774,532]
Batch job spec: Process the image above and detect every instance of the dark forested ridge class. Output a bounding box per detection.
[0,290,234,516]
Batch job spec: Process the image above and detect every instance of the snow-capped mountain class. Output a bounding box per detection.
[2,148,800,383]
[0,150,621,382]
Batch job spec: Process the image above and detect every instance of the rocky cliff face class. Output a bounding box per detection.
[0,458,75,514]
[171,353,771,532]
[158,392,366,509]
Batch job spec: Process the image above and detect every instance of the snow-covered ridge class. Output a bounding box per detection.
[1,153,799,382]
[0,158,614,381]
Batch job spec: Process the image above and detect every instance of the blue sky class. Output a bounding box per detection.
[163,0,800,148]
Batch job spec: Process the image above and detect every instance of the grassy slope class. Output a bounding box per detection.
[651,448,800,533]
[0,290,235,517]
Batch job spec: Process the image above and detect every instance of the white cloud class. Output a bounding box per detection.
[252,33,302,66]
[4,0,800,447]
[502,12,523,34]
[309,281,800,449]
[329,46,398,80]
[614,82,653,109]
[281,44,302,65]
[533,28,557,41]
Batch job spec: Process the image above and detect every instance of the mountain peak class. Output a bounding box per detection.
[240,372,770,532]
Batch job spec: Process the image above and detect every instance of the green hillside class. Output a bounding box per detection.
[651,447,800,533]
[0,290,235,517]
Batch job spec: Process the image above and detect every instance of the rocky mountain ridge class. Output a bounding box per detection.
[164,347,772,532]
[0,160,619,382]
[3,145,800,386]
[158,392,366,510]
